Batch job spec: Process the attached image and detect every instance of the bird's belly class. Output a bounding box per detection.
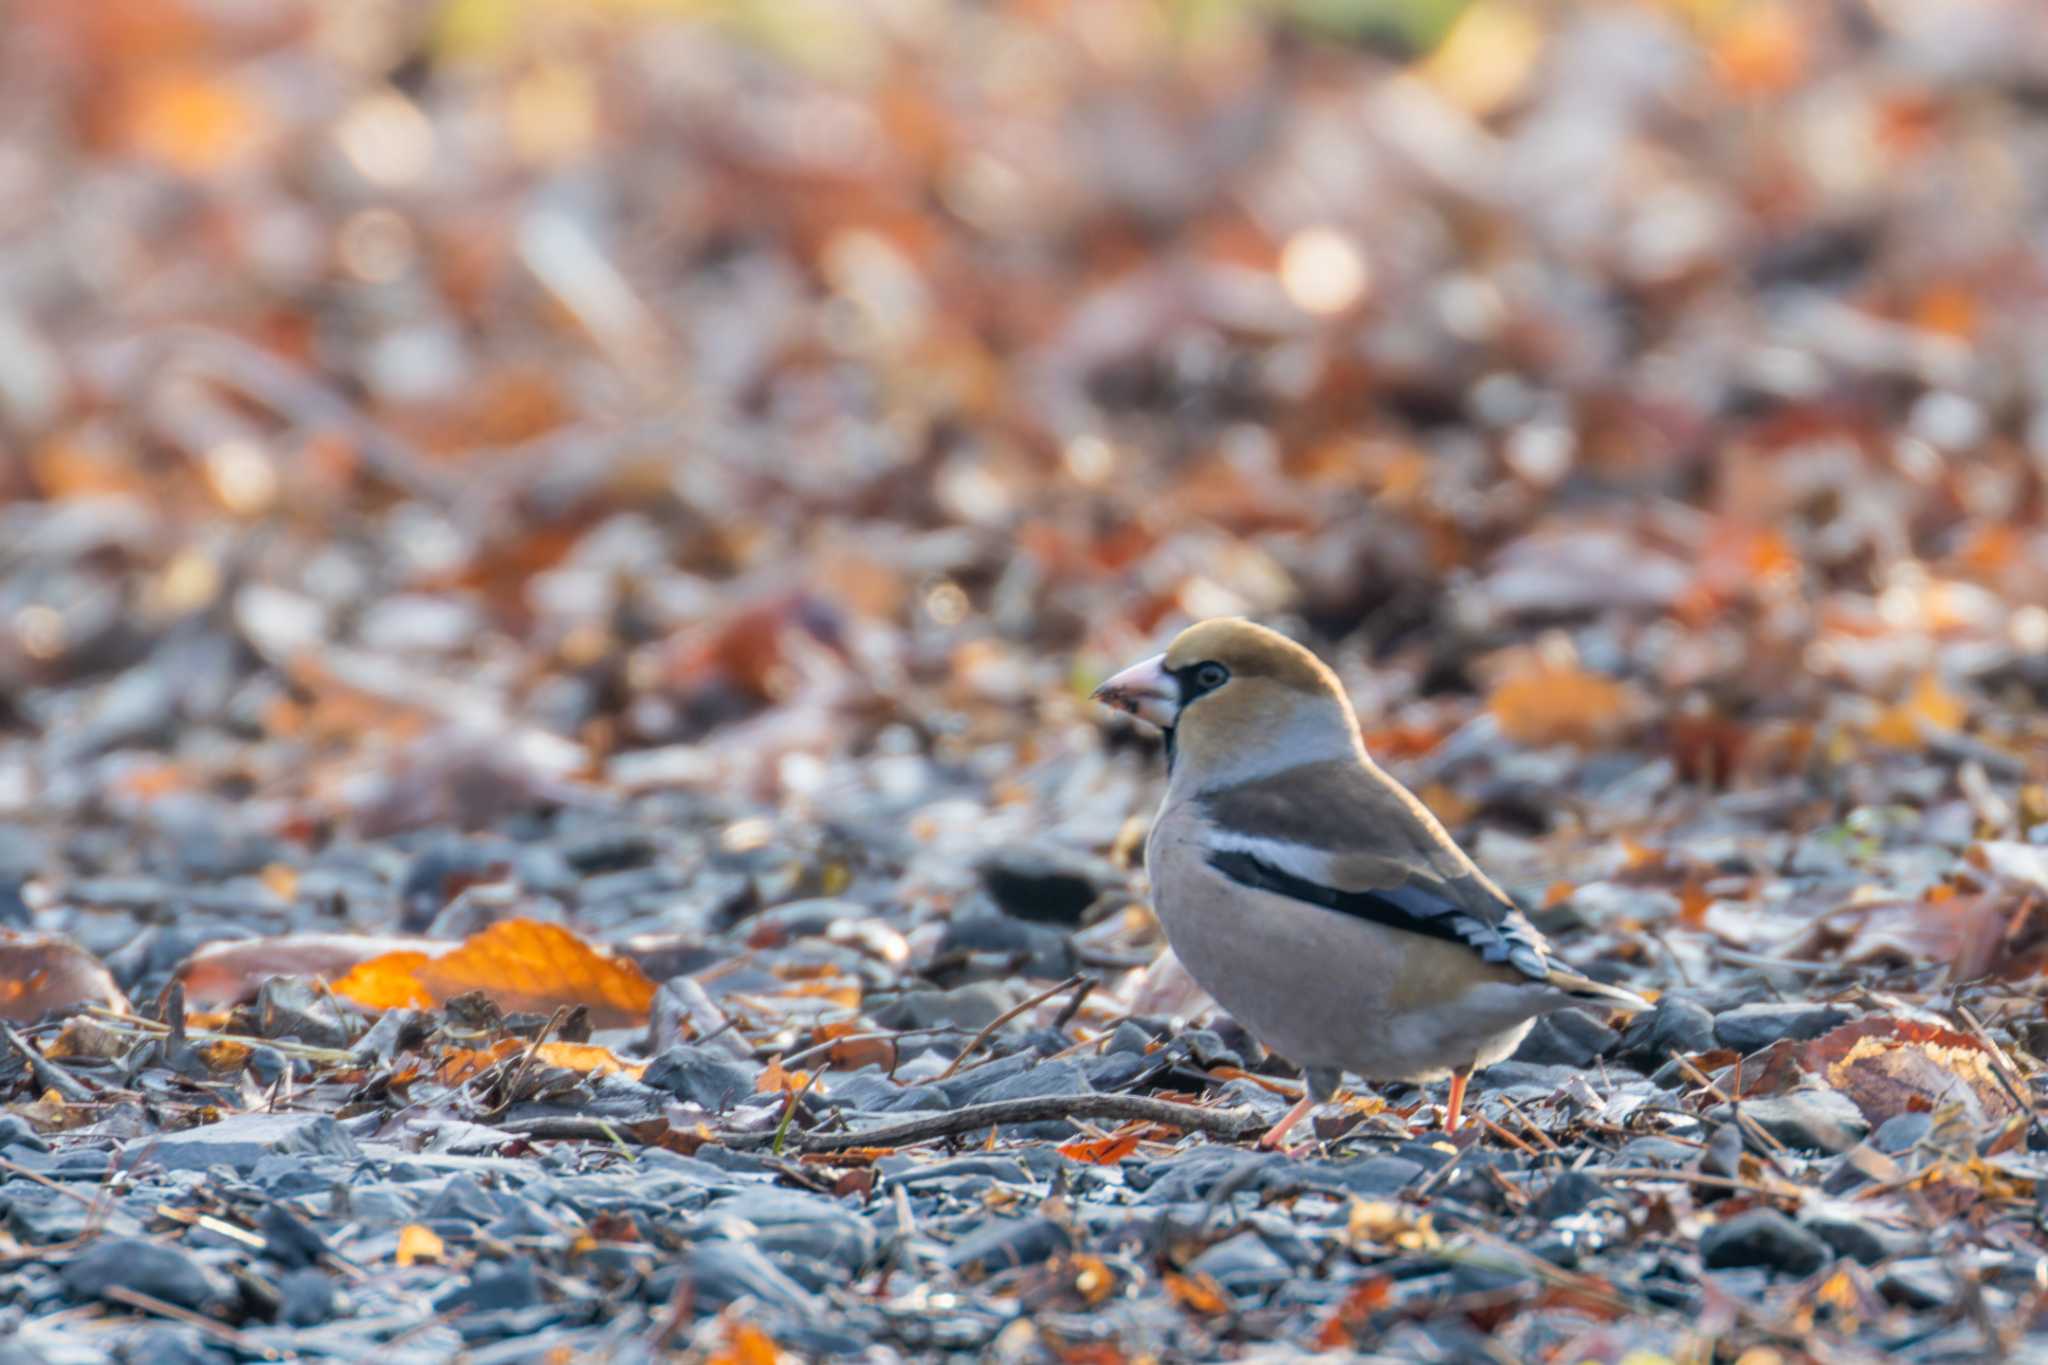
[1148,828,1544,1083]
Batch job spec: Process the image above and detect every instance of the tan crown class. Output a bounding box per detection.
[1160,619,1361,782]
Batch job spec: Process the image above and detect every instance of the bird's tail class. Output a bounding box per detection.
[1546,966,1650,1013]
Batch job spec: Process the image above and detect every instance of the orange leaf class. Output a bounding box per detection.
[1164,1271,1229,1315]
[121,68,266,176]
[709,1321,780,1365]
[329,920,656,1027]
[330,952,439,1011]
[1487,665,1637,747]
[1057,1130,1143,1165]
[1317,1275,1392,1348]
[175,933,446,1009]
[396,1223,444,1267]
[437,1039,521,1084]
[532,1041,647,1080]
[756,1057,813,1094]
[1870,674,1966,749]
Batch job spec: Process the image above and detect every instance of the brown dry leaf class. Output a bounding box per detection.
[121,67,267,176]
[532,1041,646,1080]
[1712,1,1809,95]
[1068,1253,1116,1307]
[1869,674,1966,748]
[812,1018,893,1070]
[1487,664,1638,747]
[1056,1129,1143,1165]
[396,1223,445,1267]
[175,934,446,1009]
[0,932,129,1021]
[1164,1270,1230,1316]
[13,1088,87,1133]
[44,1015,130,1062]
[1742,1015,2021,1129]
[1347,1199,1438,1252]
[1801,1018,2019,1128]
[710,1321,781,1365]
[1816,893,2048,981]
[756,1057,813,1095]
[330,920,657,1027]
[1317,1276,1393,1348]
[437,1039,521,1084]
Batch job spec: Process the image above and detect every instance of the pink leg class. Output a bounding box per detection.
[1443,1068,1470,1133]
[1256,1091,1316,1151]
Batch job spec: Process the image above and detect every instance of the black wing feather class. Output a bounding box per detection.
[1205,848,1549,980]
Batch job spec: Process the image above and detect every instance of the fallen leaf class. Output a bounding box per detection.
[1164,1270,1229,1316]
[0,932,129,1021]
[756,1057,813,1094]
[329,919,657,1026]
[1741,1015,2021,1130]
[533,1041,646,1080]
[1810,893,2048,981]
[330,952,439,1011]
[1869,674,1965,748]
[1489,664,1640,748]
[175,934,446,1009]
[396,1223,445,1267]
[1057,1130,1143,1165]
[1316,1275,1392,1347]
[710,1321,781,1365]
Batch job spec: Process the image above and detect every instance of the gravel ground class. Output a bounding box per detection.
[6,2,2048,1361]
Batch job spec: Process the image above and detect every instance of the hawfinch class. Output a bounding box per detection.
[1094,618,1646,1148]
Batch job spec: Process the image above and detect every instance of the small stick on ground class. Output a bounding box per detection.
[766,1093,1263,1152]
[101,1284,287,1359]
[0,1023,96,1103]
[934,975,1088,1082]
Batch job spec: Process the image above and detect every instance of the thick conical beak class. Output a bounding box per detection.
[1091,652,1178,729]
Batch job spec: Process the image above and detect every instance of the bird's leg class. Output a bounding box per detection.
[1256,1092,1316,1151]
[1257,1067,1341,1153]
[1443,1067,1471,1133]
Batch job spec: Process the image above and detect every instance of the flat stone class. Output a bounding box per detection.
[257,1202,331,1269]
[1186,1232,1292,1298]
[977,843,1116,924]
[1614,997,1716,1073]
[872,984,1015,1034]
[137,1113,359,1172]
[946,1216,1071,1280]
[669,1239,817,1314]
[1700,1209,1831,1276]
[1801,1207,1919,1265]
[61,1237,232,1312]
[1872,1111,1932,1154]
[1530,1170,1611,1221]
[641,1045,759,1113]
[1513,1009,1620,1066]
[1712,1090,1869,1154]
[437,1258,543,1314]
[1713,1003,1854,1055]
[967,1058,1092,1104]
[1879,1259,1954,1309]
[711,1187,878,1284]
[278,1268,343,1326]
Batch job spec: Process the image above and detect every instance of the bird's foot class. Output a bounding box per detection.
[1255,1092,1318,1152]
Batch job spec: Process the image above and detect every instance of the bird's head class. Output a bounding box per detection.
[1092,618,1361,784]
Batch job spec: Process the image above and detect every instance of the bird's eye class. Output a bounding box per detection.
[1193,662,1229,693]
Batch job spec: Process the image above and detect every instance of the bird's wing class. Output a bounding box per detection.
[1195,757,1553,982]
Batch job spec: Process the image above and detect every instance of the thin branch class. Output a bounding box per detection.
[786,1093,1263,1152]
[934,975,1088,1082]
[1,1022,96,1103]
